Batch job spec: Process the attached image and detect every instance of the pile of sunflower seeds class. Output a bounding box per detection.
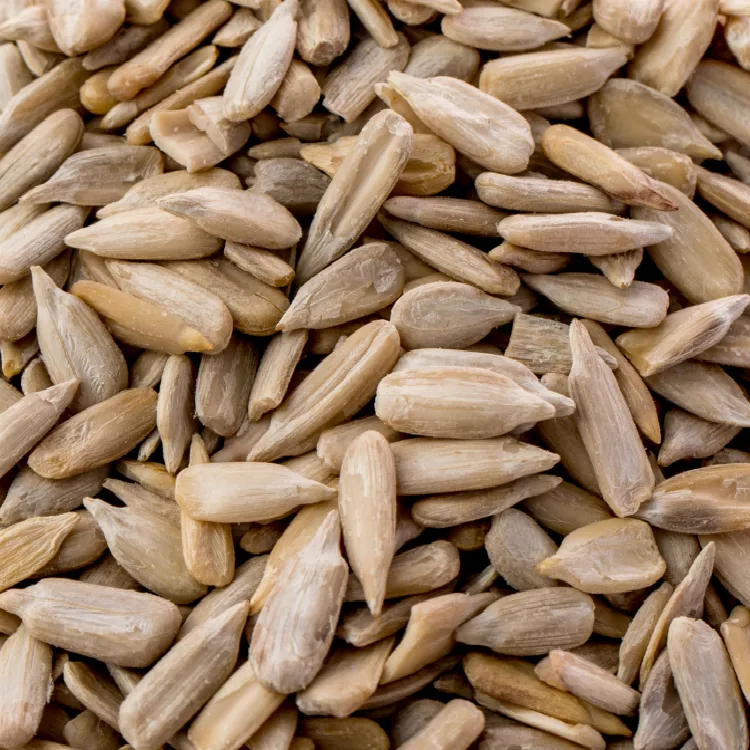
[1,0,750,748]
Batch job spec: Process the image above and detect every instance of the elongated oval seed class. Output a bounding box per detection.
[388,72,533,175]
[32,267,127,412]
[668,617,749,750]
[157,354,195,474]
[538,518,665,594]
[176,462,336,523]
[250,511,348,693]
[379,215,519,296]
[632,180,744,303]
[295,109,413,284]
[27,387,157,479]
[0,579,181,667]
[497,212,673,254]
[456,588,595,656]
[119,601,249,750]
[339,431,397,618]
[278,243,405,331]
[524,273,668,328]
[376,366,554,439]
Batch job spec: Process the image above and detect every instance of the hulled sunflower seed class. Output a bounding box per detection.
[296,0,349,66]
[395,699,484,750]
[157,354,195,474]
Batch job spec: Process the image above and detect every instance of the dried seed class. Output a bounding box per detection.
[27,388,157,479]
[617,147,697,197]
[119,602,249,750]
[322,34,410,123]
[579,319,661,445]
[71,279,214,355]
[66,207,222,260]
[297,638,395,717]
[588,78,720,160]
[0,578,180,667]
[0,7,60,53]
[297,0,349,66]
[45,0,125,56]
[149,107,226,172]
[157,355,195,473]
[225,242,295,288]
[1,332,39,379]
[660,407,740,468]
[0,43,33,111]
[250,158,330,215]
[395,699,484,750]
[525,481,613,537]
[592,0,664,44]
[699,530,750,609]
[479,47,628,111]
[36,509,107,576]
[722,606,750,703]
[0,109,83,212]
[383,196,505,236]
[491,241,569,274]
[457,588,595,655]
[629,0,717,97]
[638,543,715,685]
[497,212,672,255]
[712,214,750,253]
[176,461,335,522]
[339,431,397,617]
[345,540,459,602]
[668,617,748,750]
[245,702,298,750]
[0,204,87,284]
[633,650,689,750]
[108,0,232,101]
[250,511,347,693]
[214,8,262,47]
[568,320,654,516]
[83,19,169,70]
[62,661,122,730]
[33,266,127,412]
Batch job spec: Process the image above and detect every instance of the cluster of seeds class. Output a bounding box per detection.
[1,0,750,749]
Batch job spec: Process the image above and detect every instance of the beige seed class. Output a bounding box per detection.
[32,267,127,413]
[457,588,594,656]
[568,320,653,516]
[119,602,249,750]
[0,332,39,379]
[108,0,232,101]
[250,511,347,693]
[297,0,349,66]
[71,280,214,355]
[396,699,484,750]
[339,431,397,618]
[497,212,672,255]
[478,47,628,111]
[668,617,748,750]
[296,638,395,717]
[36,509,106,576]
[103,477,178,522]
[225,243,295,288]
[592,0,664,44]
[0,204,87,284]
[245,702,298,750]
[247,330,307,422]
[629,0,718,97]
[0,203,48,243]
[545,650,640,716]
[538,518,665,594]
[214,8,262,47]
[278,243,404,331]
[617,146,697,196]
[157,355,195,474]
[700,531,750,610]
[0,57,88,155]
[0,109,83,212]
[380,215,519,296]
[638,543,715,685]
[393,436,559,496]
[0,43,32,111]
[322,34,410,123]
[271,58,320,123]
[391,281,519,350]
[45,0,125,56]
[383,196,505,236]
[541,124,677,210]
[712,214,750,253]
[188,93,253,157]
[27,387,157,479]
[722,606,750,703]
[296,109,413,283]
[63,661,122,730]
[659,408,740,467]
[176,461,335,523]
[77,553,140,591]
[524,273,668,328]
[633,650,689,750]
[20,357,52,396]
[696,167,750,231]
[82,19,169,69]
[645,361,750,427]
[149,107,226,172]
[0,578,180,666]
[588,78,720,160]
[442,5,568,50]
[0,7,61,53]
[345,540,460,602]
[376,366,554,439]
[250,157,330,215]
[579,319,661,445]
[248,320,400,462]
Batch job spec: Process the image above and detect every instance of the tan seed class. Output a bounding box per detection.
[157,355,196,474]
[296,0,349,66]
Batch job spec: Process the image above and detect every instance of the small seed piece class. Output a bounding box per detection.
[187,94,252,157]
[396,699,484,750]
[616,295,750,376]
[119,602,249,750]
[297,0,349,66]
[722,606,750,703]
[457,588,595,656]
[27,388,157,479]
[339,431,396,618]
[0,579,180,667]
[568,320,653,516]
[668,617,748,750]
[538,518,665,594]
[250,511,348,693]
[296,109,413,284]
[278,243,405,331]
